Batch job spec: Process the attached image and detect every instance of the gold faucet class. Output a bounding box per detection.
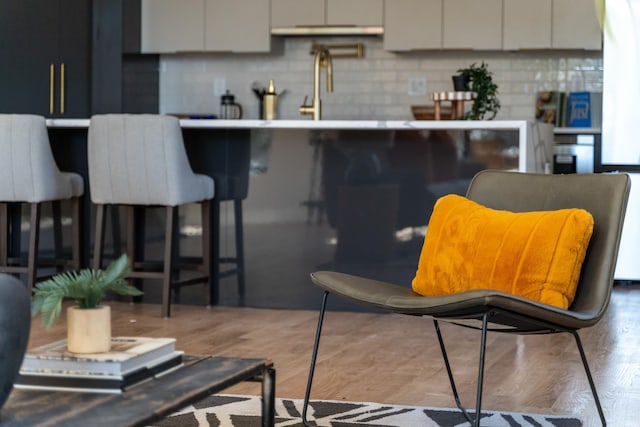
[300,45,333,120]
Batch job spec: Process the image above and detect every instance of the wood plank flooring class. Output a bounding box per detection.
[26,284,640,427]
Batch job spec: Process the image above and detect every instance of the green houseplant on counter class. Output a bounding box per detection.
[456,62,501,120]
[31,254,142,353]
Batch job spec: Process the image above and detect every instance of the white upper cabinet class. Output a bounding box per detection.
[141,0,205,53]
[504,0,601,50]
[503,0,552,49]
[205,0,271,52]
[271,0,325,27]
[141,0,271,53]
[443,0,502,49]
[552,0,602,50]
[383,0,442,51]
[271,0,382,28]
[141,0,602,54]
[326,0,383,26]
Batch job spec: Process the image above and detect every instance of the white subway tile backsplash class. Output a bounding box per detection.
[159,37,602,121]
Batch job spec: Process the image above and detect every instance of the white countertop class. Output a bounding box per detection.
[46,118,535,131]
[45,118,550,173]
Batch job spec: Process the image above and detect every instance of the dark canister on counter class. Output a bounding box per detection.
[220,90,243,119]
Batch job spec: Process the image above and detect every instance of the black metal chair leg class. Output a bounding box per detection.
[572,331,607,426]
[474,311,490,427]
[434,311,490,427]
[302,291,329,427]
[434,319,474,424]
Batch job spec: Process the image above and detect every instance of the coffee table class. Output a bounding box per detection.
[0,356,275,427]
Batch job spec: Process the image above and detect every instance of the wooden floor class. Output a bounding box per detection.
[26,284,640,427]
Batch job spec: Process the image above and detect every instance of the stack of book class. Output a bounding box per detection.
[15,337,183,394]
[535,91,567,127]
[565,91,602,128]
[535,91,603,128]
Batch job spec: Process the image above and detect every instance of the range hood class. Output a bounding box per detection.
[271,25,383,36]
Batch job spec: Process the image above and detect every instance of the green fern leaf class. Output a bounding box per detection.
[31,254,141,327]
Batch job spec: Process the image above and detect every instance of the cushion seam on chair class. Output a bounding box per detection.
[161,118,174,206]
[509,213,546,298]
[107,117,117,203]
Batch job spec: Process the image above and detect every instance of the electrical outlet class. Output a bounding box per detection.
[213,78,226,96]
[408,77,427,96]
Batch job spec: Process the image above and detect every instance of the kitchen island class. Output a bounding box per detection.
[45,119,553,310]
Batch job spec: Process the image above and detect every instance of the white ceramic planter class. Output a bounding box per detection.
[66,305,111,353]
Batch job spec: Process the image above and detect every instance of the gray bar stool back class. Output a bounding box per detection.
[0,114,84,293]
[88,114,214,317]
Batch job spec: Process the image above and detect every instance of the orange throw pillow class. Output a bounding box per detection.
[412,194,594,309]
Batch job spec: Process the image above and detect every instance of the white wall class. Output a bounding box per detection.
[159,36,603,121]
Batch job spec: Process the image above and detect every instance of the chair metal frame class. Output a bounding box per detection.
[301,171,631,427]
[303,293,606,426]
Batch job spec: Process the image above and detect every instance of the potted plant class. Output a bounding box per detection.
[451,73,469,91]
[455,62,501,120]
[31,254,143,353]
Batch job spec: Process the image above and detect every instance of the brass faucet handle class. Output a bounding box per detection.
[300,96,314,116]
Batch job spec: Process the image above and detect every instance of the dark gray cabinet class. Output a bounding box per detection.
[0,0,91,117]
[92,0,159,114]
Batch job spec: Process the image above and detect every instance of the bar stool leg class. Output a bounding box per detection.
[110,205,122,259]
[26,203,41,294]
[234,199,245,297]
[52,201,63,270]
[70,197,81,271]
[161,206,177,318]
[209,201,221,307]
[131,206,147,302]
[93,204,107,270]
[0,204,8,267]
[201,200,212,305]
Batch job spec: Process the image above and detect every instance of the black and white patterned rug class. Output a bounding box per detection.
[151,394,582,427]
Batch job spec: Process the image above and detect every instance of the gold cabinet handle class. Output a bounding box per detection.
[49,64,54,115]
[60,63,65,115]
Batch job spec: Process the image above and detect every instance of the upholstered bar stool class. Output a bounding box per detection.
[182,129,250,305]
[209,138,250,303]
[0,114,84,293]
[88,114,214,317]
